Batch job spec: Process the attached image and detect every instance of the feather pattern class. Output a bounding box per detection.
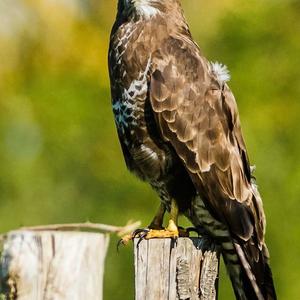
[109,1,277,299]
[149,37,275,299]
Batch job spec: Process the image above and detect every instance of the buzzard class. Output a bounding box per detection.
[108,1,277,299]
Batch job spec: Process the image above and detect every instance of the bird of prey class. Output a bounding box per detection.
[108,1,277,299]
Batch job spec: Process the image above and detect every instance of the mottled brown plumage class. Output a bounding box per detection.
[109,1,276,299]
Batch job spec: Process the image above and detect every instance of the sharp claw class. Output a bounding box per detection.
[137,231,149,246]
[117,238,125,252]
[132,229,143,236]
[174,236,178,245]
[137,237,143,247]
[141,231,149,238]
[117,232,137,251]
[170,237,177,248]
[132,228,150,238]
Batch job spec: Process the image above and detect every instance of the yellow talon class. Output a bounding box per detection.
[118,200,190,246]
[166,219,178,232]
[118,234,133,248]
[143,219,180,239]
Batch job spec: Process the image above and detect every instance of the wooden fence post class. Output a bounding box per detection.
[134,237,220,300]
[0,230,109,300]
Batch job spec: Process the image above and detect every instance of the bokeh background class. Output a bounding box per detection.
[0,0,299,298]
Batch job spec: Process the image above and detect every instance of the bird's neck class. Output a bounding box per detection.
[117,0,187,24]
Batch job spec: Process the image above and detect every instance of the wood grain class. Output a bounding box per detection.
[0,230,109,300]
[134,238,220,300]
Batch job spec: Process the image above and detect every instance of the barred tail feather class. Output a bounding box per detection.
[234,243,264,300]
[261,245,277,300]
[230,241,277,300]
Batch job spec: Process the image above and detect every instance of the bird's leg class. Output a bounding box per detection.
[148,203,166,230]
[118,201,187,247]
[166,199,179,233]
[119,204,166,246]
[144,199,180,239]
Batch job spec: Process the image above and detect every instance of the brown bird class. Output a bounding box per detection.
[108,1,277,299]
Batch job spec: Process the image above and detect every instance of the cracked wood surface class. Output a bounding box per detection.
[134,238,220,300]
[0,230,109,300]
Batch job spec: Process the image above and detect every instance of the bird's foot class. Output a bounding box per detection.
[117,222,164,247]
[117,227,158,249]
[135,220,189,240]
[117,221,189,248]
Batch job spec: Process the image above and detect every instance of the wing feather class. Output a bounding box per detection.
[150,37,264,243]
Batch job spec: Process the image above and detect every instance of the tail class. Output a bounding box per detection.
[222,239,277,300]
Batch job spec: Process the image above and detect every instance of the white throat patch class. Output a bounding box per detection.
[133,0,159,18]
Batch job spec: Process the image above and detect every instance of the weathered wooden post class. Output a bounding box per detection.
[0,221,140,300]
[0,230,109,300]
[134,237,220,300]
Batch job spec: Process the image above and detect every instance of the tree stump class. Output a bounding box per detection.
[0,230,110,300]
[134,238,220,300]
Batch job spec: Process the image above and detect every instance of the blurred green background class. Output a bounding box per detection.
[0,0,299,299]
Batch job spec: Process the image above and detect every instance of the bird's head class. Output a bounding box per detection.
[117,0,182,20]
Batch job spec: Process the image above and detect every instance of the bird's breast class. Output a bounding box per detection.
[112,55,152,145]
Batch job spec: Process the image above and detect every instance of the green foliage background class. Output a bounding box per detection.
[0,0,299,298]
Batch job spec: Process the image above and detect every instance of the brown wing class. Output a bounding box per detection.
[150,37,265,244]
